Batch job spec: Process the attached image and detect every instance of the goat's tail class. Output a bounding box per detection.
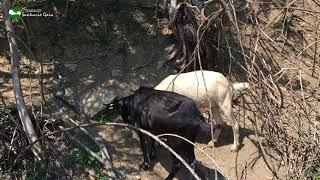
[232,82,250,91]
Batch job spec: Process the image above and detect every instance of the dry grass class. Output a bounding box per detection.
[166,0,320,178]
[191,0,320,178]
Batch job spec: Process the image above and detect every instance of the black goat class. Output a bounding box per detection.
[106,87,218,180]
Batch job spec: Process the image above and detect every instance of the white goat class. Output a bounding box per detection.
[155,70,250,151]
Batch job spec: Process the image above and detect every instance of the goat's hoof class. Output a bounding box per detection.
[230,144,240,151]
[139,162,151,171]
[208,140,214,146]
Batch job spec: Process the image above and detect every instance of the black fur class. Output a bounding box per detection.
[108,87,216,180]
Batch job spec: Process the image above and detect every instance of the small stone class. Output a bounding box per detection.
[135,175,141,180]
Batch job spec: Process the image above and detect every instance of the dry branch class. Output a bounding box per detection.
[186,0,320,178]
[2,0,42,160]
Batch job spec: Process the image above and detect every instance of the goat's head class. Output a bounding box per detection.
[104,96,122,113]
[104,96,130,123]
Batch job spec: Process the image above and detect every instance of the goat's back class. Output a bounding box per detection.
[129,87,209,139]
[155,71,231,106]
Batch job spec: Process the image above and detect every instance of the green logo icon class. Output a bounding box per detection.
[9,6,21,20]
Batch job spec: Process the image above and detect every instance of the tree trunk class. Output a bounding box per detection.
[2,0,43,159]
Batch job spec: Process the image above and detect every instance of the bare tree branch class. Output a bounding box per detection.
[2,0,43,159]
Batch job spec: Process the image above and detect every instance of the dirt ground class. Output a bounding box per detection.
[97,124,277,180]
[0,0,283,179]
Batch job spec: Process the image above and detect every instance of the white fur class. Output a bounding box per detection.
[155,70,250,151]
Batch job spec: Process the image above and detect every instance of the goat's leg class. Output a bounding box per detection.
[138,132,152,170]
[165,157,181,180]
[228,113,240,151]
[165,139,183,180]
[150,139,157,160]
[212,107,224,141]
[185,145,196,180]
[205,107,223,148]
[166,144,196,180]
[220,100,240,151]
